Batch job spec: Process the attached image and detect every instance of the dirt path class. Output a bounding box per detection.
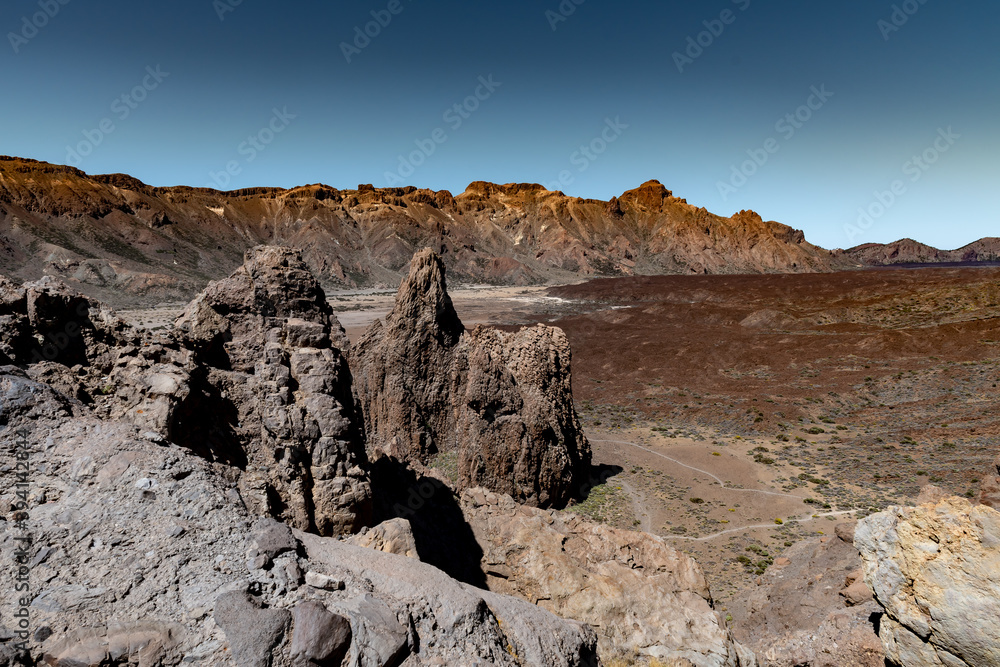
[589,435,859,541]
[618,478,652,533]
[661,509,859,542]
[589,437,803,501]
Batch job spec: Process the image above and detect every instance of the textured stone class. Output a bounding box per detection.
[170,246,371,535]
[731,528,882,667]
[352,248,591,508]
[345,518,418,560]
[289,602,351,667]
[0,373,600,667]
[460,487,752,666]
[253,518,300,561]
[214,591,292,667]
[856,497,1000,667]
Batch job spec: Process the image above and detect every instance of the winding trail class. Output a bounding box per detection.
[589,436,859,541]
[661,510,859,542]
[590,438,804,500]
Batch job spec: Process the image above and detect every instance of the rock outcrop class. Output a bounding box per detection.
[352,248,592,508]
[731,522,883,667]
[0,370,600,666]
[459,487,755,666]
[170,246,371,535]
[855,497,1000,667]
[0,247,372,536]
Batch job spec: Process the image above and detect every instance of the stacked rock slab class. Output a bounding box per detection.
[351,248,592,508]
[174,246,371,535]
[855,497,1000,667]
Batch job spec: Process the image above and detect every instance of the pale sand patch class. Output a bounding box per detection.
[328,285,562,342]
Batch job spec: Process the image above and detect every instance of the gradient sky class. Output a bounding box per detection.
[3,0,998,249]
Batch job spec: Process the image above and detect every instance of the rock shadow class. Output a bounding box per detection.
[569,463,625,504]
[368,455,487,589]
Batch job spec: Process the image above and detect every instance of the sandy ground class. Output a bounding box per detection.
[329,285,571,341]
[578,425,866,604]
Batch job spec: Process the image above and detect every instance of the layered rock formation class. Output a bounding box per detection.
[0,156,842,305]
[171,246,370,535]
[460,488,756,666]
[855,497,1000,667]
[352,248,591,507]
[0,370,599,666]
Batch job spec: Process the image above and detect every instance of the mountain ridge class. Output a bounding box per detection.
[0,155,992,305]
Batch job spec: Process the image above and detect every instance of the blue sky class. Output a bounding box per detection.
[3,0,998,249]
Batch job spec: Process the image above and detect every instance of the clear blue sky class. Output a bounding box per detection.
[3,0,998,249]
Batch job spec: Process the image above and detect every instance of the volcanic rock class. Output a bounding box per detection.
[977,454,1000,510]
[731,526,883,667]
[170,246,371,535]
[0,370,599,666]
[352,248,591,507]
[855,496,1000,667]
[459,487,755,666]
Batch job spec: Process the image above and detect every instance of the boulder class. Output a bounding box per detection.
[459,487,754,666]
[214,592,292,667]
[352,248,591,508]
[855,497,1000,667]
[345,518,418,560]
[289,602,351,667]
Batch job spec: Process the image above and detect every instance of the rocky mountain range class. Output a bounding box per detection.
[838,238,1000,267]
[0,156,845,305]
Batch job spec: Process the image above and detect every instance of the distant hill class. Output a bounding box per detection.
[839,238,1000,266]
